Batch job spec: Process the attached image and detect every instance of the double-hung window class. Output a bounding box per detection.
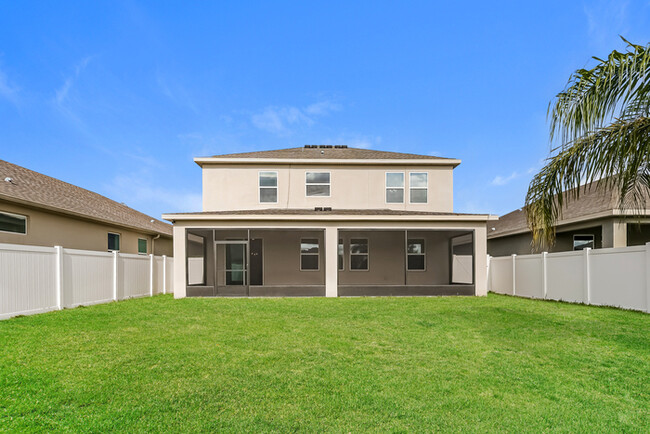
[259,171,278,203]
[407,239,425,270]
[300,238,320,270]
[409,173,428,203]
[306,172,330,197]
[386,172,405,203]
[0,211,26,234]
[350,238,369,270]
[108,232,120,251]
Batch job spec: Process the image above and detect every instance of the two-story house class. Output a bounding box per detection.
[162,146,496,297]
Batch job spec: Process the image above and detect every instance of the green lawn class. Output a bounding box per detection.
[0,294,648,432]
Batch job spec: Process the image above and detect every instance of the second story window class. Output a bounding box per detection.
[306,172,331,197]
[409,172,428,203]
[386,172,404,203]
[259,171,278,203]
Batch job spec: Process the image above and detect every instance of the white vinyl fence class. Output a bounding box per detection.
[0,243,174,320]
[488,243,650,313]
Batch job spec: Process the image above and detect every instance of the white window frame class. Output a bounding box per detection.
[573,234,595,251]
[385,172,405,204]
[107,232,121,252]
[406,238,426,271]
[409,172,428,204]
[0,211,27,235]
[305,171,331,197]
[349,238,369,271]
[137,238,148,255]
[258,171,279,204]
[300,238,320,271]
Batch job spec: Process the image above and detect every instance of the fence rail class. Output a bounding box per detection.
[488,243,650,313]
[0,243,173,320]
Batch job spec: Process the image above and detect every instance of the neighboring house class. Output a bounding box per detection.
[163,146,496,297]
[0,160,173,256]
[488,180,650,256]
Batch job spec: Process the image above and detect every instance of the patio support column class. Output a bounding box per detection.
[173,225,187,298]
[474,225,488,296]
[325,226,338,297]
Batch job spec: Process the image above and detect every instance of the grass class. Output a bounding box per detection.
[0,294,648,432]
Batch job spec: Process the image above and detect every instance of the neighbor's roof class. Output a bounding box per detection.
[194,147,460,166]
[488,180,647,239]
[0,160,172,236]
[163,208,497,222]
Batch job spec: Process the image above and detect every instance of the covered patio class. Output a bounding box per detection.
[182,225,478,297]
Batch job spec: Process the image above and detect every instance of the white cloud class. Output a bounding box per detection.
[251,100,342,135]
[156,71,199,114]
[304,100,341,116]
[54,56,92,106]
[583,1,630,48]
[105,173,202,217]
[0,67,20,105]
[491,172,520,186]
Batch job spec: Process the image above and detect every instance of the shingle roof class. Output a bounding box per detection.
[166,209,484,216]
[208,147,456,161]
[488,181,624,238]
[0,160,172,236]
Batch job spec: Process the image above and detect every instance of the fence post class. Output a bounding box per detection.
[162,255,167,294]
[511,253,517,295]
[542,252,548,299]
[486,255,491,293]
[583,247,591,305]
[646,243,650,313]
[54,246,64,310]
[149,254,154,297]
[112,251,119,301]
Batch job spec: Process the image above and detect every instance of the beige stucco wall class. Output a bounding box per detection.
[201,164,454,212]
[0,201,173,256]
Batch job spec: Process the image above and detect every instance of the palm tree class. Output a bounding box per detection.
[526,37,650,249]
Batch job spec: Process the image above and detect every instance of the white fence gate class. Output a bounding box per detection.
[488,243,650,313]
[0,243,174,320]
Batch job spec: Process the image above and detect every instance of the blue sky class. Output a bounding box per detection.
[1,1,649,219]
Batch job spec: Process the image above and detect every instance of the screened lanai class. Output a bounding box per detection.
[184,227,475,297]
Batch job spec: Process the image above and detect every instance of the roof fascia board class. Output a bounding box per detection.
[194,157,461,167]
[162,212,497,223]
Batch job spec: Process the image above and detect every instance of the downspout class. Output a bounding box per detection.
[152,234,161,255]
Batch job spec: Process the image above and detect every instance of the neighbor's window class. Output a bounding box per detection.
[350,238,369,270]
[386,172,404,203]
[338,238,344,271]
[407,239,425,270]
[108,232,120,251]
[306,172,331,197]
[259,171,278,203]
[573,234,594,251]
[138,238,147,255]
[300,238,320,270]
[0,211,26,234]
[409,172,428,203]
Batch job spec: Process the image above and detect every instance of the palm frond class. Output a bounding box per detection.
[549,38,650,146]
[526,116,650,249]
